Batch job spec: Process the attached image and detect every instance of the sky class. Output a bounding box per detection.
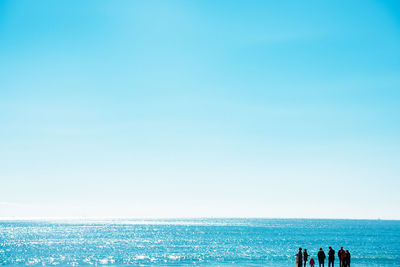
[1,0,400,220]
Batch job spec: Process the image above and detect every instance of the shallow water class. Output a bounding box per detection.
[0,219,399,266]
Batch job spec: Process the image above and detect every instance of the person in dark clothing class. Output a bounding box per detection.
[317,248,326,267]
[345,250,350,267]
[297,248,303,267]
[310,257,315,267]
[339,248,346,267]
[338,247,345,267]
[303,249,310,267]
[328,247,335,267]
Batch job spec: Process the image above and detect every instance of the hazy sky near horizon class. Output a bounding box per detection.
[1,0,400,219]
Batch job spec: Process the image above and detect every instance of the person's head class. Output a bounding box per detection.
[346,250,349,253]
[304,249,307,252]
[341,247,343,250]
[329,246,332,249]
[299,248,302,251]
[319,248,322,251]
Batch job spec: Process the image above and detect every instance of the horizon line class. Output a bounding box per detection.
[0,216,398,221]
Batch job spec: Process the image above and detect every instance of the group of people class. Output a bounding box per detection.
[295,247,351,267]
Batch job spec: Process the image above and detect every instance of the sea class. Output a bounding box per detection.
[0,218,399,266]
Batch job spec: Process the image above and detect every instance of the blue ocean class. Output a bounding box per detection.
[0,219,399,266]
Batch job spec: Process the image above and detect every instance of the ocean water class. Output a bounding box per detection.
[0,219,399,266]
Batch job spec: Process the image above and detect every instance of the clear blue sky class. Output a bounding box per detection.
[1,0,399,219]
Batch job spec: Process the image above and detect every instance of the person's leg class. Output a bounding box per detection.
[304,260,307,267]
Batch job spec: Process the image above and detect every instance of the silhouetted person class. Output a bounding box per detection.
[328,247,335,267]
[317,248,326,267]
[297,248,303,267]
[303,249,310,267]
[339,247,346,267]
[338,247,345,267]
[310,257,315,267]
[345,250,350,267]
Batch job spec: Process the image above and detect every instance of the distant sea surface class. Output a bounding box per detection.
[0,219,399,266]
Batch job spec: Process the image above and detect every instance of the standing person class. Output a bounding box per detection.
[345,250,351,267]
[310,257,315,267]
[303,249,310,267]
[297,248,303,267]
[338,247,344,267]
[328,247,335,267]
[317,248,326,267]
[339,248,346,266]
